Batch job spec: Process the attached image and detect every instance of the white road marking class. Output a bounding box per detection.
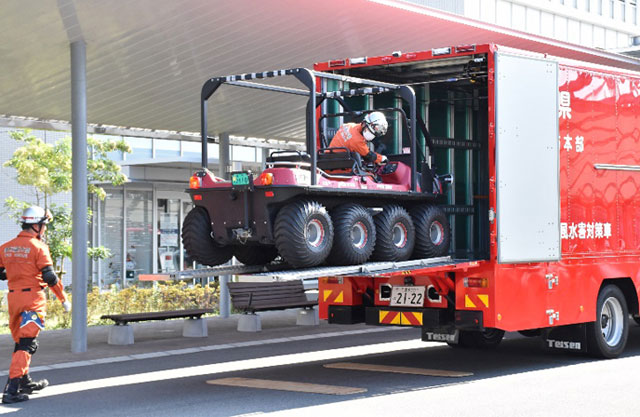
[0,327,410,377]
[22,339,430,399]
[206,377,367,395]
[324,362,473,377]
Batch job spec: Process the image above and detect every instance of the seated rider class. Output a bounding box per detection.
[329,111,389,169]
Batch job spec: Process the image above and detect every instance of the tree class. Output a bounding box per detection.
[3,129,132,276]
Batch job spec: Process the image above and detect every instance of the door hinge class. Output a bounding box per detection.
[546,273,559,290]
[546,309,560,325]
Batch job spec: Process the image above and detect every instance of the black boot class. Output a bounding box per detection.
[2,377,29,404]
[19,374,49,394]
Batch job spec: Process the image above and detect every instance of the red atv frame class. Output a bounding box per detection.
[183,68,451,268]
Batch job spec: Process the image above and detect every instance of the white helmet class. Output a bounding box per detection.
[20,206,52,225]
[363,112,388,140]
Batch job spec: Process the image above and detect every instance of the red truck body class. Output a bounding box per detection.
[313,44,640,356]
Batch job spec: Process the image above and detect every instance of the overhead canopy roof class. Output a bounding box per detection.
[2,0,640,144]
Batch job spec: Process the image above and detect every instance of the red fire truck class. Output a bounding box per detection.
[313,44,640,358]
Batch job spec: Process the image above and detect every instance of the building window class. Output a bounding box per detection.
[154,139,180,158]
[100,189,123,288]
[125,137,152,160]
[125,189,153,286]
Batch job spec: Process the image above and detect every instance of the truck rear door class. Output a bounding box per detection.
[494,51,560,263]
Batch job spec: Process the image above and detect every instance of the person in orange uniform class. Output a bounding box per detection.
[0,206,70,404]
[329,111,389,166]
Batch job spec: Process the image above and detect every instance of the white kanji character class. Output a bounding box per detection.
[563,134,572,151]
[586,222,595,239]
[575,136,584,153]
[568,223,578,239]
[595,222,604,238]
[559,92,572,119]
[561,222,568,239]
[603,223,612,238]
[577,222,587,239]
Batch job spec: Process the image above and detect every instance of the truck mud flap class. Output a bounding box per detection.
[328,305,365,324]
[422,327,459,343]
[542,324,587,353]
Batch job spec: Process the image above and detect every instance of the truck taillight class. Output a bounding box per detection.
[349,56,367,65]
[259,172,274,185]
[189,175,202,189]
[463,277,488,288]
[455,44,476,53]
[432,47,452,56]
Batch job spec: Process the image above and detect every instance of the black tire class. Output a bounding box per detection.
[327,204,376,266]
[182,206,233,266]
[371,205,415,261]
[450,328,505,349]
[587,285,629,358]
[274,200,334,268]
[233,245,278,265]
[633,315,640,326]
[518,329,542,337]
[410,205,451,258]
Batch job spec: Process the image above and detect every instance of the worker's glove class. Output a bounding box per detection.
[62,301,71,312]
[379,155,388,164]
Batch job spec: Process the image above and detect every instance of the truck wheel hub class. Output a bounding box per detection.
[350,222,367,249]
[306,219,324,248]
[601,296,623,347]
[392,223,408,248]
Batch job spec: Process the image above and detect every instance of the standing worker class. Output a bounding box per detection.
[0,206,70,403]
[329,111,389,167]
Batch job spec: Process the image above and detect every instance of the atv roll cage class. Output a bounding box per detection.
[200,68,434,192]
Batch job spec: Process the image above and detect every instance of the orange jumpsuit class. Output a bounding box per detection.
[0,231,67,379]
[329,123,383,164]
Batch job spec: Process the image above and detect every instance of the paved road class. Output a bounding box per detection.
[1,324,639,417]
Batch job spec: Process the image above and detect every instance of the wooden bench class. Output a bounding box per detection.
[101,308,214,345]
[227,280,318,331]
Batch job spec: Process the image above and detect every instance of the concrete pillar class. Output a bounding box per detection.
[183,318,208,337]
[218,133,231,319]
[237,313,262,332]
[71,40,88,353]
[108,325,134,345]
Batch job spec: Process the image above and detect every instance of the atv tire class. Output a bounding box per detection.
[182,206,233,266]
[274,200,334,268]
[327,204,376,266]
[411,205,451,258]
[371,205,415,262]
[234,245,278,266]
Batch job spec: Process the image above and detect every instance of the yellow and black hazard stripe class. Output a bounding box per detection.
[464,293,489,309]
[378,310,423,326]
[322,289,344,304]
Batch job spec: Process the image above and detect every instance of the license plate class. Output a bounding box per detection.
[231,172,250,186]
[390,286,425,307]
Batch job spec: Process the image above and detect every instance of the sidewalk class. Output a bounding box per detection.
[0,309,375,374]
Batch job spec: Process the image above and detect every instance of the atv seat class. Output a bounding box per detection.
[317,147,365,174]
[266,150,311,164]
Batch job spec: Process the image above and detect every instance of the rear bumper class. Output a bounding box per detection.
[352,306,485,331]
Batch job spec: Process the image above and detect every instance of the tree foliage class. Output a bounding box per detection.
[3,129,132,274]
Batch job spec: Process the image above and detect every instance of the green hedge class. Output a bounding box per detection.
[0,282,219,333]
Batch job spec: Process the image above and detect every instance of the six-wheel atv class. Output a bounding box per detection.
[182,68,451,268]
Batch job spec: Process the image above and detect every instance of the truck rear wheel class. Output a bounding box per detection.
[182,206,233,266]
[371,205,415,262]
[450,328,505,349]
[587,284,629,358]
[274,200,334,268]
[233,245,278,265]
[411,205,450,258]
[327,204,376,266]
